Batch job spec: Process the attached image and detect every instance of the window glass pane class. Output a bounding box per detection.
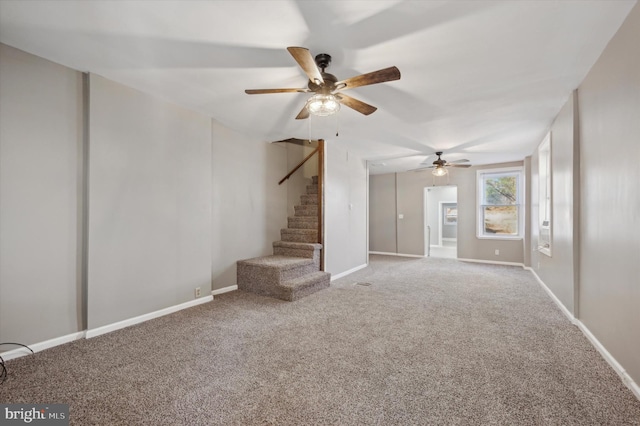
[484,175,517,205]
[483,206,518,235]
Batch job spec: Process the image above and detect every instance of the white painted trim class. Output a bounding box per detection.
[1,331,86,361]
[457,258,524,267]
[369,251,424,258]
[331,263,367,281]
[575,319,640,401]
[524,267,575,323]
[86,295,212,338]
[212,285,237,296]
[525,267,640,402]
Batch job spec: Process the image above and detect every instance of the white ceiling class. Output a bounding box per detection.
[0,0,635,174]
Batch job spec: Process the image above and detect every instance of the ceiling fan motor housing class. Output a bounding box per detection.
[314,53,332,71]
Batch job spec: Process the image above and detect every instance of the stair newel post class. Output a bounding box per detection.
[318,139,324,271]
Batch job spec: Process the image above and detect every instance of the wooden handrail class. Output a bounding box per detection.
[278,147,319,185]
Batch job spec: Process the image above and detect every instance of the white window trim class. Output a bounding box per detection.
[538,133,552,256]
[476,166,525,240]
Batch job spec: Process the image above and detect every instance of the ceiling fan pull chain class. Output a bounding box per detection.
[336,114,339,137]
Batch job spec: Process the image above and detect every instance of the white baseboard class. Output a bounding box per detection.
[524,266,575,323]
[575,319,640,401]
[525,267,640,402]
[331,263,367,281]
[1,331,86,361]
[458,258,524,267]
[369,251,424,258]
[86,295,213,339]
[212,285,237,296]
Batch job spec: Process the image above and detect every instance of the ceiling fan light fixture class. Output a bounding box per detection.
[306,93,340,116]
[432,166,448,177]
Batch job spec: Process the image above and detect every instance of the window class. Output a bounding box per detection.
[443,204,457,225]
[538,134,552,255]
[477,167,524,239]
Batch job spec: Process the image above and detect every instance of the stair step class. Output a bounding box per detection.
[300,194,318,205]
[237,255,318,298]
[273,241,322,267]
[288,216,318,229]
[311,175,318,185]
[294,205,318,217]
[306,185,318,195]
[281,228,318,243]
[278,271,331,301]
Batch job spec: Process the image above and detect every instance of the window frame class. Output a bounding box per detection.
[476,166,525,240]
[538,133,552,256]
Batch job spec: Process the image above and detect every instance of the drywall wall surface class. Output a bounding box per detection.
[577,3,640,384]
[0,44,83,344]
[369,173,397,253]
[396,171,427,255]
[87,74,212,329]
[325,143,367,275]
[531,93,577,314]
[286,143,317,219]
[211,121,288,290]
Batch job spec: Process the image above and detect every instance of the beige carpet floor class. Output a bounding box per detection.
[1,255,639,425]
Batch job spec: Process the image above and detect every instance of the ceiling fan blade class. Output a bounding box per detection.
[447,164,472,168]
[336,94,377,115]
[245,88,310,94]
[335,66,401,91]
[410,166,434,172]
[287,47,324,84]
[448,159,470,163]
[295,104,310,120]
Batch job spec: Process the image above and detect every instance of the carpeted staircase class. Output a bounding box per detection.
[237,176,331,301]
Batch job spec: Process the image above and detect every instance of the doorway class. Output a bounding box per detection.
[424,186,458,258]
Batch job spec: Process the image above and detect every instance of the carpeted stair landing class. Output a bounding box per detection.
[237,176,330,301]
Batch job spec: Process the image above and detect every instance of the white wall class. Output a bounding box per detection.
[0,44,83,343]
[526,3,640,390]
[576,3,640,385]
[87,74,212,329]
[530,93,578,314]
[211,121,288,290]
[325,142,368,276]
[286,143,318,219]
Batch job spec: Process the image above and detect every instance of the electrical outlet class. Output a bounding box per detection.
[494,249,500,256]
[195,287,201,298]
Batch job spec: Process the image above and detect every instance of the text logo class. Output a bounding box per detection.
[1,404,69,425]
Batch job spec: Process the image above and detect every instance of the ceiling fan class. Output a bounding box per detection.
[245,47,401,119]
[413,152,471,176]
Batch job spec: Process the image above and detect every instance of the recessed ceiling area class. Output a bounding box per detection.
[0,0,635,174]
